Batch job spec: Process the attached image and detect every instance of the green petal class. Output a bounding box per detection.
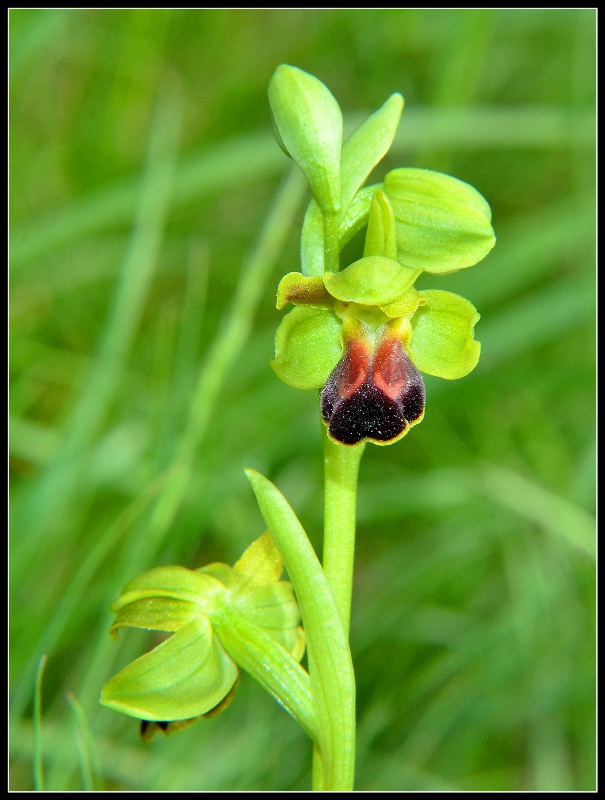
[232,531,283,589]
[276,272,333,310]
[268,65,342,214]
[112,566,225,615]
[271,306,343,390]
[410,290,481,379]
[379,285,425,319]
[323,255,421,306]
[235,582,301,638]
[363,189,398,260]
[384,168,496,273]
[340,92,403,216]
[110,597,200,637]
[100,617,238,721]
[110,567,226,637]
[197,562,235,589]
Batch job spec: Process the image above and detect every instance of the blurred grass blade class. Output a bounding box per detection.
[416,9,497,171]
[153,240,209,467]
[393,106,595,152]
[10,468,177,725]
[130,166,307,565]
[33,654,47,791]
[9,9,68,84]
[476,276,595,370]
[478,464,596,559]
[66,692,104,791]
[10,129,283,272]
[12,81,183,575]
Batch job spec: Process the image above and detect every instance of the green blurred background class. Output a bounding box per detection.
[10,9,595,791]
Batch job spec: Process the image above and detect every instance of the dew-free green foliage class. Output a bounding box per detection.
[101,531,309,730]
[10,8,594,791]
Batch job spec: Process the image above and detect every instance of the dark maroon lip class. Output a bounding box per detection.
[321,334,425,446]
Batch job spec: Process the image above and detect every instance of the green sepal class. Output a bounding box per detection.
[197,532,306,661]
[115,565,225,603]
[110,597,200,637]
[197,562,235,588]
[276,272,333,310]
[271,305,343,390]
[100,617,239,721]
[235,582,300,630]
[268,65,342,214]
[139,672,240,741]
[235,583,304,659]
[300,184,380,277]
[232,530,283,588]
[410,289,481,379]
[363,189,398,260]
[109,567,226,637]
[323,255,421,306]
[384,168,496,273]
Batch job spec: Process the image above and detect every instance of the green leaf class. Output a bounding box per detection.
[340,92,403,216]
[244,469,355,791]
[409,290,481,379]
[268,65,342,214]
[363,189,398,260]
[384,168,496,273]
[271,306,343,390]
[323,255,421,306]
[100,617,238,721]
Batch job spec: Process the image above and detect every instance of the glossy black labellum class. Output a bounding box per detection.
[321,333,425,446]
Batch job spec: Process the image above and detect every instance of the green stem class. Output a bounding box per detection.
[312,746,324,791]
[323,211,340,273]
[33,654,47,791]
[322,428,365,637]
[308,429,364,790]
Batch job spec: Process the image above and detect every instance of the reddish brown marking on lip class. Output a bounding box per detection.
[372,336,410,401]
[321,333,425,446]
[335,338,369,400]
